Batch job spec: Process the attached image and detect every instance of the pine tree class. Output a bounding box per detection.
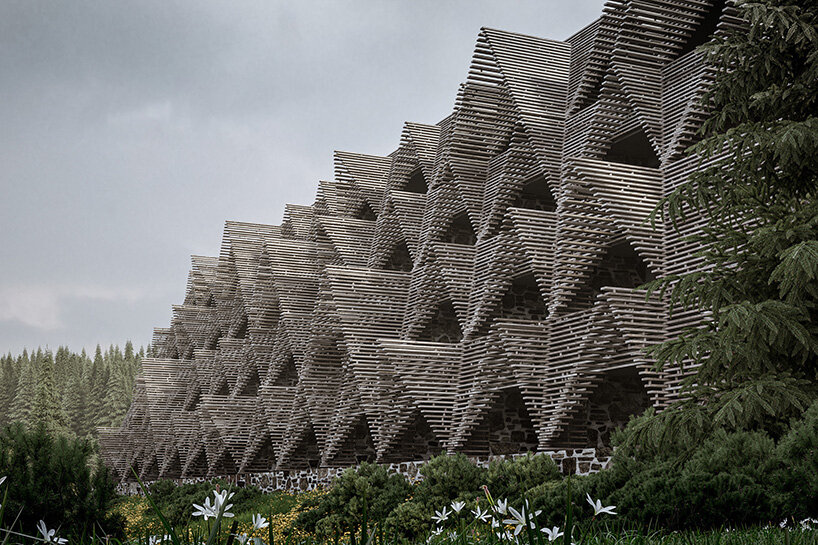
[32,349,68,431]
[9,351,36,424]
[634,0,818,447]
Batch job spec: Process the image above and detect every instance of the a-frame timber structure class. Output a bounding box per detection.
[100,0,741,480]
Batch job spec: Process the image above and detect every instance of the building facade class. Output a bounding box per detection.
[99,0,739,481]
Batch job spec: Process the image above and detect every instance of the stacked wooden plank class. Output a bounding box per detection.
[101,1,734,479]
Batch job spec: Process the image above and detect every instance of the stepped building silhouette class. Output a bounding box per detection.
[99,0,739,481]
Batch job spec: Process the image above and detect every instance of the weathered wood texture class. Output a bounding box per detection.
[100,0,741,480]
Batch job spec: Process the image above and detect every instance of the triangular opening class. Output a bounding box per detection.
[499,273,547,321]
[418,300,463,343]
[186,388,202,411]
[206,330,221,350]
[604,129,660,168]
[674,0,726,59]
[215,381,229,397]
[240,369,260,397]
[184,345,195,360]
[556,367,650,450]
[170,346,180,359]
[577,64,609,111]
[274,355,299,387]
[212,450,238,476]
[285,423,321,469]
[512,175,556,212]
[443,212,476,245]
[572,239,655,310]
[162,450,182,478]
[185,447,208,477]
[404,167,428,193]
[354,201,377,221]
[233,317,248,340]
[384,240,413,272]
[205,294,216,308]
[141,454,160,480]
[245,434,276,472]
[327,416,376,466]
[382,411,442,463]
[461,387,539,456]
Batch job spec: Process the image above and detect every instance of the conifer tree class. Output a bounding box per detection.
[636,0,818,447]
[32,350,69,431]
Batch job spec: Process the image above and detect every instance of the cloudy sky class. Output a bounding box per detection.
[0,0,606,355]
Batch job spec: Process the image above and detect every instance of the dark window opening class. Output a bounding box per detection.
[240,369,260,397]
[418,300,463,343]
[205,294,216,307]
[404,168,428,194]
[513,175,556,212]
[443,212,476,245]
[384,240,413,272]
[354,201,377,221]
[215,381,229,396]
[206,331,221,351]
[573,240,655,309]
[675,0,726,59]
[184,346,195,360]
[186,389,201,411]
[577,64,608,111]
[500,273,547,321]
[461,387,539,456]
[234,317,248,340]
[274,356,299,387]
[170,347,180,359]
[604,129,660,168]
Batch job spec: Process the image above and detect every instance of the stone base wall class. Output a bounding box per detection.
[117,449,610,495]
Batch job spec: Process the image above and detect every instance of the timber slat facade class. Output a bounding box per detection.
[100,0,740,480]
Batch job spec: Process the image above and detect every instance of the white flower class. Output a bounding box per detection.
[585,493,616,516]
[503,503,541,536]
[252,514,269,530]
[192,496,218,520]
[148,535,172,545]
[234,534,249,545]
[495,498,508,515]
[472,506,491,523]
[36,521,67,545]
[541,526,563,542]
[450,500,465,513]
[213,489,235,518]
[0,476,6,486]
[431,506,451,524]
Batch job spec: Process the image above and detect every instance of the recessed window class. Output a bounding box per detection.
[443,212,476,245]
[354,201,377,220]
[674,0,726,59]
[404,168,428,194]
[513,175,556,212]
[604,129,660,168]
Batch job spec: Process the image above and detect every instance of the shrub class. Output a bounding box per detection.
[146,478,267,529]
[0,422,125,540]
[773,400,818,521]
[294,462,411,539]
[486,452,561,506]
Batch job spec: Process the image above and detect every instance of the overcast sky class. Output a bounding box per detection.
[0,0,606,355]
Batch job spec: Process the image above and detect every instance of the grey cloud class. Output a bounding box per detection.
[0,0,606,354]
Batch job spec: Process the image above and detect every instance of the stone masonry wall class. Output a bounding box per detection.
[117,449,611,495]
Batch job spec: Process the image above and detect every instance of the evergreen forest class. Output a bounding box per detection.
[0,342,144,439]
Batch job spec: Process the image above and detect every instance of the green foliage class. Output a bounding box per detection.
[637,0,818,449]
[146,479,267,529]
[529,407,818,531]
[0,422,125,540]
[0,343,142,439]
[295,462,411,538]
[485,453,561,506]
[772,400,818,520]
